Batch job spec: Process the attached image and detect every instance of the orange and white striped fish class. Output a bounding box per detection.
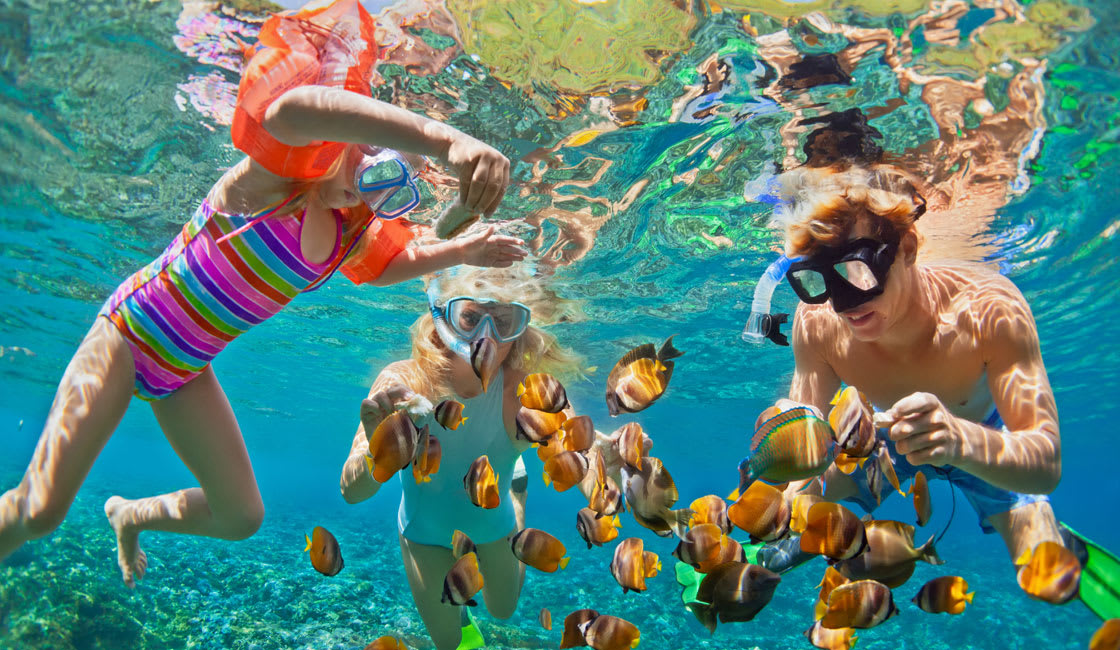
[727,481,790,543]
[912,576,974,614]
[588,451,625,517]
[560,609,599,649]
[576,508,621,549]
[559,415,595,452]
[804,620,857,650]
[829,386,876,458]
[605,337,683,416]
[611,537,661,593]
[821,580,899,630]
[464,455,500,509]
[790,493,825,534]
[580,615,641,650]
[363,636,408,650]
[909,471,932,527]
[688,494,732,534]
[672,523,724,571]
[365,410,421,483]
[517,373,569,413]
[411,426,441,483]
[516,406,567,445]
[441,552,484,606]
[1015,540,1081,604]
[799,502,868,561]
[510,528,570,573]
[612,422,650,472]
[470,337,500,392]
[543,450,589,492]
[451,529,476,560]
[434,399,467,430]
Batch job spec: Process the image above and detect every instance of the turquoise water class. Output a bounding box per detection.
[1,0,1118,648]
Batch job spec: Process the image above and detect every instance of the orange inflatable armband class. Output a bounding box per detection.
[340,218,420,284]
[231,0,378,179]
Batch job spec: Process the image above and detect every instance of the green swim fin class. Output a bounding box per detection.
[1062,523,1120,620]
[456,608,485,650]
[676,561,702,606]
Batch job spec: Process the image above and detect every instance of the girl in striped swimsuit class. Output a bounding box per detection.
[0,0,526,586]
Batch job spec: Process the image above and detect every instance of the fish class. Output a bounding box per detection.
[1091,619,1120,650]
[912,576,974,614]
[511,528,570,573]
[790,493,825,534]
[726,481,790,543]
[821,579,899,629]
[689,495,732,534]
[1015,540,1082,605]
[672,523,725,572]
[365,409,421,483]
[588,451,625,518]
[304,526,344,576]
[441,551,484,606]
[544,451,590,492]
[909,471,932,526]
[539,607,553,631]
[559,415,595,452]
[834,519,943,588]
[579,615,641,650]
[451,529,476,560]
[828,386,877,458]
[470,337,500,392]
[804,621,858,650]
[560,609,599,649]
[832,451,867,475]
[537,437,565,463]
[738,406,835,493]
[799,502,869,561]
[865,444,904,505]
[620,456,691,538]
[712,536,746,568]
[516,407,568,445]
[464,455,501,509]
[576,508,621,549]
[434,399,467,430]
[364,637,408,650]
[518,373,569,413]
[612,422,650,472]
[605,336,683,416]
[611,537,661,593]
[411,426,441,483]
[692,561,782,632]
[815,566,851,620]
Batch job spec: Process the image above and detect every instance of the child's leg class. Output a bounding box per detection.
[0,317,135,559]
[399,533,462,650]
[989,499,1062,561]
[476,527,525,620]
[103,365,263,587]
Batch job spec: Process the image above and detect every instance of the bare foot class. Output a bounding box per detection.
[104,496,147,588]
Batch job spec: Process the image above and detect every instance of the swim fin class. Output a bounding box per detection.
[675,541,765,609]
[456,607,485,650]
[1062,523,1120,620]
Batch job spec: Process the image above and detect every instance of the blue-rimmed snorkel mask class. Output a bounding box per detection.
[354,145,421,218]
[426,275,532,362]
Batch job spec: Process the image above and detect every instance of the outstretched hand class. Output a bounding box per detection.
[445,135,510,216]
[360,382,417,437]
[882,391,970,467]
[459,225,528,268]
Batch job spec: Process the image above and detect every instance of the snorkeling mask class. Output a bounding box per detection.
[354,145,421,218]
[785,238,898,313]
[427,276,531,361]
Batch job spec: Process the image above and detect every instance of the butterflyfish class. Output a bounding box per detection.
[579,615,641,650]
[451,529,476,560]
[611,537,661,593]
[672,523,725,572]
[543,451,589,492]
[815,566,851,620]
[912,575,974,614]
[1015,540,1081,605]
[434,399,467,430]
[516,406,568,445]
[834,519,942,588]
[738,405,834,493]
[605,336,683,416]
[364,637,408,650]
[510,528,570,573]
[470,337,500,392]
[829,386,877,458]
[821,580,899,629]
[576,508,621,549]
[410,426,440,483]
[799,502,869,561]
[804,620,858,650]
[539,607,553,631]
[518,373,569,413]
[559,415,595,452]
[691,561,781,632]
[1090,619,1120,650]
[304,526,344,577]
[865,444,904,504]
[726,480,790,543]
[560,609,599,649]
[612,422,650,472]
[909,471,932,526]
[620,456,691,538]
[366,409,421,483]
[790,493,825,534]
[588,452,625,517]
[464,455,500,509]
[689,494,732,534]
[441,552,484,606]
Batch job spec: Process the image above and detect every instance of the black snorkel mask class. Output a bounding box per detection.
[785,238,898,313]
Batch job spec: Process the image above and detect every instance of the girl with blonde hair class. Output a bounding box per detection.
[339,263,583,650]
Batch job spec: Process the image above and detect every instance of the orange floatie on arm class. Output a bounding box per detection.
[340,218,420,285]
[231,0,378,179]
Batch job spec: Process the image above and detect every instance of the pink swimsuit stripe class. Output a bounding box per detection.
[100,194,353,400]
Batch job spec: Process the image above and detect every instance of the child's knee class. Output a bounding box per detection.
[220,499,264,540]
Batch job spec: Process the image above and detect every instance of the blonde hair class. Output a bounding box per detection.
[400,265,586,401]
[772,163,926,257]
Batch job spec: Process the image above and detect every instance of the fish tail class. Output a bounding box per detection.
[543,472,552,487]
[303,534,312,552]
[657,335,684,361]
[559,556,570,570]
[669,508,693,539]
[691,602,718,634]
[965,591,975,603]
[918,534,945,565]
[517,383,526,397]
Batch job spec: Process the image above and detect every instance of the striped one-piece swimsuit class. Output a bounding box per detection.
[100,194,354,400]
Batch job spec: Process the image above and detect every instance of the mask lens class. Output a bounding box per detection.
[835,260,879,291]
[789,269,828,302]
[446,298,530,341]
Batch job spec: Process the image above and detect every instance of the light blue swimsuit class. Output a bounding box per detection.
[397,369,523,547]
[844,407,1049,533]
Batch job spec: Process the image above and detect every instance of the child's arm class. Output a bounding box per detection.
[263,86,509,216]
[366,225,528,287]
[340,363,420,504]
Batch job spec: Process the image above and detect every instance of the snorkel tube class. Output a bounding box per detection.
[742,255,796,346]
[427,277,473,363]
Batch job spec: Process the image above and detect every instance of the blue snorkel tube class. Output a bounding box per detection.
[427,278,474,362]
[742,255,796,347]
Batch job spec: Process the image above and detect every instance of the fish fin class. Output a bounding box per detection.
[830,387,843,406]
[918,534,945,566]
[657,335,684,361]
[559,556,570,570]
[690,602,718,634]
[965,591,975,603]
[517,383,526,397]
[543,472,552,487]
[851,634,859,648]
[727,487,740,501]
[669,508,693,539]
[304,534,312,552]
[1015,548,1031,566]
